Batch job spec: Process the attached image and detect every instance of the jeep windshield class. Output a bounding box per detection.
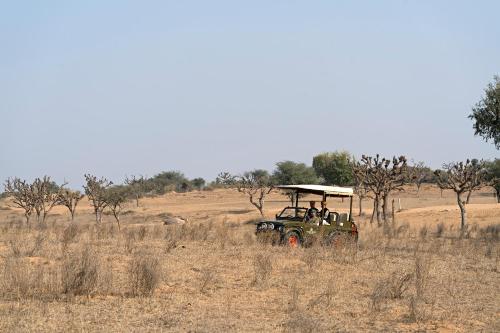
[276,207,307,221]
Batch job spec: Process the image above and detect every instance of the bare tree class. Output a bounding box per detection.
[281,191,305,207]
[218,170,273,217]
[83,174,112,223]
[379,156,409,226]
[125,175,147,207]
[352,155,409,227]
[410,161,432,197]
[215,172,234,188]
[3,177,35,226]
[464,159,484,204]
[31,176,64,223]
[105,186,128,230]
[351,160,370,216]
[57,188,84,221]
[434,160,488,231]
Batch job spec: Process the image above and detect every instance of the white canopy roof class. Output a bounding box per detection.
[276,184,354,197]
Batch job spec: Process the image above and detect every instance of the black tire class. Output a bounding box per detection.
[283,231,301,248]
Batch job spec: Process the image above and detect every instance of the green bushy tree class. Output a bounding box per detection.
[469,76,500,149]
[312,151,353,186]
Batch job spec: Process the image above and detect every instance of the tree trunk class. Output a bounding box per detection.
[375,198,381,227]
[70,209,75,222]
[457,192,467,231]
[358,196,363,216]
[370,198,376,224]
[382,194,389,223]
[416,184,421,197]
[391,199,395,224]
[25,213,31,228]
[257,205,264,217]
[135,195,139,208]
[497,189,500,203]
[466,190,473,204]
[114,215,121,230]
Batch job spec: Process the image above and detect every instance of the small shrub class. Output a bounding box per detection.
[287,283,300,313]
[415,252,432,299]
[199,267,217,294]
[164,238,177,253]
[395,223,410,238]
[307,284,335,310]
[282,312,320,333]
[61,224,80,246]
[435,223,445,238]
[62,245,99,296]
[0,258,31,299]
[301,250,318,272]
[407,296,417,323]
[128,253,161,296]
[124,230,136,254]
[371,271,413,311]
[252,253,273,286]
[8,232,45,257]
[419,226,428,239]
[137,226,147,241]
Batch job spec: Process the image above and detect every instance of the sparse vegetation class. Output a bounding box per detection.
[0,179,497,332]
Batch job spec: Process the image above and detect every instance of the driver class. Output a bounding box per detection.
[305,201,319,222]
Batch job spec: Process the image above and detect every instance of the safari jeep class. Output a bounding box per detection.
[255,185,358,247]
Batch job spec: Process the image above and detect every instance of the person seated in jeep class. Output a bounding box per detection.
[319,201,331,225]
[305,201,319,222]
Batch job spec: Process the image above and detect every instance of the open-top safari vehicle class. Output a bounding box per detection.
[256,185,358,247]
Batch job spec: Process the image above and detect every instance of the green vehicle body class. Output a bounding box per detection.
[255,185,358,247]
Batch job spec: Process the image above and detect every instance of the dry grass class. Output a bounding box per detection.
[0,186,498,332]
[128,252,161,296]
[62,245,100,296]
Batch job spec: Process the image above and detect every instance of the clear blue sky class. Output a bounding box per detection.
[1,1,499,187]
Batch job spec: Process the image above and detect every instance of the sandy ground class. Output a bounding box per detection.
[0,185,498,332]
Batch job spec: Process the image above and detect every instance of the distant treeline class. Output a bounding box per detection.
[2,152,498,199]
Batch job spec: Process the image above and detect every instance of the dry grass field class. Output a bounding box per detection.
[0,185,498,332]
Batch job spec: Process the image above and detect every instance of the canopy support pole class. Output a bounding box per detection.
[349,196,353,221]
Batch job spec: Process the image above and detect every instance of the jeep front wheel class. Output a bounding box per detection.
[284,231,301,248]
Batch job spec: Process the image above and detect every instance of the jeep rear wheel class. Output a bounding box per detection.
[284,231,301,248]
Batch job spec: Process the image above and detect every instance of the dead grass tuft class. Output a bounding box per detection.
[8,232,46,257]
[252,253,273,286]
[62,245,100,296]
[128,253,161,297]
[371,271,413,311]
